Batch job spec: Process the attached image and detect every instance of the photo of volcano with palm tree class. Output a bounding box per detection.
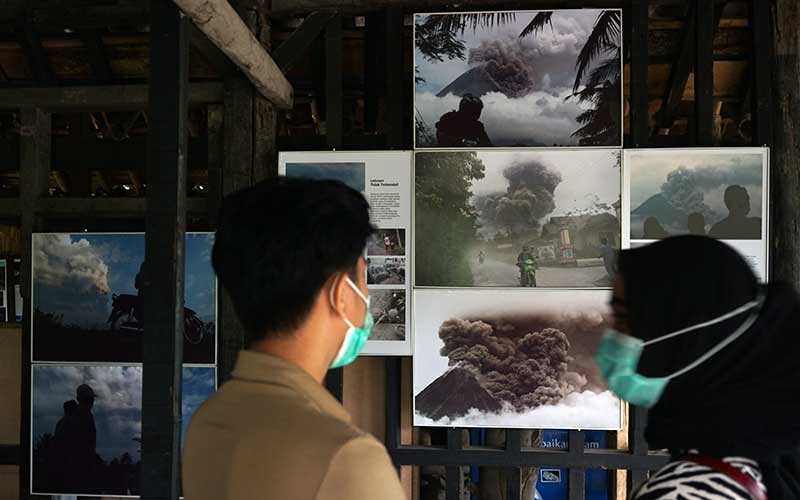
[414,9,622,148]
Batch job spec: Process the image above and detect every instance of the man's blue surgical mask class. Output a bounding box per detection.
[329,274,373,369]
[595,297,762,408]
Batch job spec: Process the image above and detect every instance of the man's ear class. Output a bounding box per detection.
[328,273,347,315]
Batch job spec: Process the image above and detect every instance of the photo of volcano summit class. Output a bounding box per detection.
[414,9,622,148]
[627,150,766,240]
[413,289,621,429]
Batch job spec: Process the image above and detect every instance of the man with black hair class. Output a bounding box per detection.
[183,177,404,500]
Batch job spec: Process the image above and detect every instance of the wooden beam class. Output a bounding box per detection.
[325,15,343,148]
[37,196,207,216]
[0,82,223,110]
[141,1,187,498]
[79,29,114,84]
[206,104,223,224]
[770,0,796,289]
[270,0,695,15]
[750,0,772,146]
[653,2,726,134]
[16,19,54,83]
[385,8,403,148]
[188,23,234,74]
[273,12,335,71]
[18,107,50,500]
[631,0,650,147]
[171,0,294,109]
[695,0,715,145]
[364,13,384,134]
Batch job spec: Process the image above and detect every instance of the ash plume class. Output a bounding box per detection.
[468,39,536,98]
[438,318,584,410]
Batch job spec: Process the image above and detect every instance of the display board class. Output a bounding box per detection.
[415,149,621,288]
[29,232,218,497]
[623,148,770,280]
[279,151,413,356]
[413,289,622,430]
[31,233,217,364]
[414,9,623,148]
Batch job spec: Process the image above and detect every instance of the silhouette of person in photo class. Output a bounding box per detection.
[688,212,706,235]
[599,238,617,278]
[708,185,762,239]
[435,94,493,147]
[642,217,670,239]
[53,384,99,493]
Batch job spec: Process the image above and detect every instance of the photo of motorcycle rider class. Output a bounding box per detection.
[516,246,538,287]
[435,94,493,148]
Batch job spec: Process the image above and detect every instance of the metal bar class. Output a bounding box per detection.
[273,12,335,70]
[750,0,772,146]
[384,8,403,148]
[325,15,343,148]
[18,107,50,500]
[568,431,586,500]
[388,446,669,470]
[141,1,188,498]
[384,357,401,451]
[695,0,715,145]
[0,82,224,110]
[631,0,650,146]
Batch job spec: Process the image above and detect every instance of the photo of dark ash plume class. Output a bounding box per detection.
[414,289,621,429]
[466,39,536,98]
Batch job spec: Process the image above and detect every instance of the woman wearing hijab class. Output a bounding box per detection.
[597,236,800,500]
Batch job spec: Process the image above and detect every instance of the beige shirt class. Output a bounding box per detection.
[183,351,406,500]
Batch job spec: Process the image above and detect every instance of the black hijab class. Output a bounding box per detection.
[617,236,800,500]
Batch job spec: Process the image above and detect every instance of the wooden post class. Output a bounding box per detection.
[630,0,650,147]
[695,0,715,145]
[18,107,50,500]
[771,0,799,286]
[385,8,403,148]
[325,15,343,148]
[141,1,188,498]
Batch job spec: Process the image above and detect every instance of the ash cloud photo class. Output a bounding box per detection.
[415,150,621,288]
[413,289,620,429]
[31,365,216,496]
[628,150,766,240]
[32,233,217,364]
[414,10,622,148]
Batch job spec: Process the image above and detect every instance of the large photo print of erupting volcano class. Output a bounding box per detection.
[415,150,621,288]
[414,9,622,148]
[32,233,217,364]
[413,289,621,429]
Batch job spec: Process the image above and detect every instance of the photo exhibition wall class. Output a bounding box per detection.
[29,232,218,497]
[278,146,770,430]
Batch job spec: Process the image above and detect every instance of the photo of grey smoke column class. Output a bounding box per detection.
[415,150,621,288]
[413,289,621,429]
[628,150,765,240]
[414,9,622,148]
